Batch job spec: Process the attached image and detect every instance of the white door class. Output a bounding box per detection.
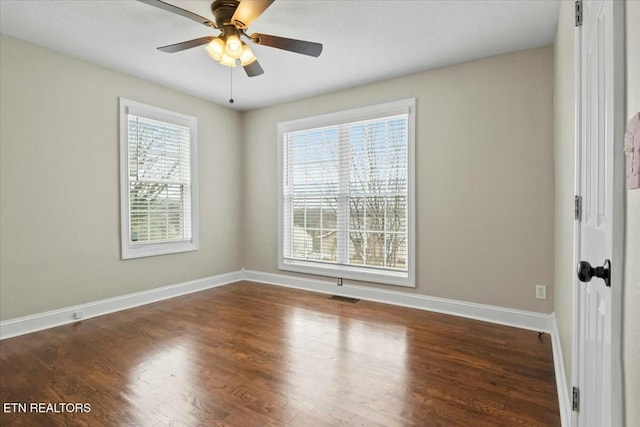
[575,0,625,426]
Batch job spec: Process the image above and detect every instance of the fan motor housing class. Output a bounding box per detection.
[211,0,240,27]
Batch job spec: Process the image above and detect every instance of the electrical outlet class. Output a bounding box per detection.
[535,285,547,300]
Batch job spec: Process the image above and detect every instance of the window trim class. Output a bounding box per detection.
[119,98,199,259]
[277,98,416,287]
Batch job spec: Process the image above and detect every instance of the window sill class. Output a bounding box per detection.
[279,258,414,288]
[122,240,198,260]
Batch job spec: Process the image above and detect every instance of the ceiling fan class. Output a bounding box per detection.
[138,0,323,77]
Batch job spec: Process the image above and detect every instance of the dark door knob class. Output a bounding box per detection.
[577,259,611,287]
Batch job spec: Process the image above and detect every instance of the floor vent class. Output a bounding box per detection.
[329,295,360,303]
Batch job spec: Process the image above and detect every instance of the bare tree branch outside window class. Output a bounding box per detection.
[286,115,408,271]
[128,117,191,243]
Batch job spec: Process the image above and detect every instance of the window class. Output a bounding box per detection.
[278,99,415,287]
[119,98,198,259]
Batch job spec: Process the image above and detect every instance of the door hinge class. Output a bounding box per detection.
[575,195,582,221]
[575,0,583,26]
[572,386,580,411]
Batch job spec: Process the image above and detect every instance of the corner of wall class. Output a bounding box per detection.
[552,0,577,410]
[238,110,248,269]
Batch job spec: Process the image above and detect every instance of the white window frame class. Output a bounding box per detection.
[119,98,199,259]
[277,98,416,287]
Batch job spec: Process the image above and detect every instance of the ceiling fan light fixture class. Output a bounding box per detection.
[205,37,225,61]
[219,53,237,67]
[142,0,323,77]
[239,44,257,66]
[225,34,243,59]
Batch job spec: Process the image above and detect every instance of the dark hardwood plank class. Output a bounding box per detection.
[0,281,560,426]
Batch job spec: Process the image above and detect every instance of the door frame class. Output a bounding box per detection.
[571,0,626,425]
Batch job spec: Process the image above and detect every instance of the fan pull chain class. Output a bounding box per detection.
[229,66,234,104]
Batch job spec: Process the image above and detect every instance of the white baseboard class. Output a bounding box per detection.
[0,268,553,338]
[0,270,242,340]
[243,270,553,333]
[2,267,566,422]
[245,270,570,420]
[551,313,572,427]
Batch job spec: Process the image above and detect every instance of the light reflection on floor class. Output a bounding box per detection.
[284,306,408,422]
[125,339,198,426]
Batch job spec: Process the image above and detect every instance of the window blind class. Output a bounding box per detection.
[127,115,192,244]
[282,113,409,273]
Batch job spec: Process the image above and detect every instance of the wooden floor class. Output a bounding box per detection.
[0,281,560,426]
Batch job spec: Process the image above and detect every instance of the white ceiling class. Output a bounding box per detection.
[0,0,559,111]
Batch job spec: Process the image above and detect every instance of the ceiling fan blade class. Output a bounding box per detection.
[250,33,322,57]
[243,60,264,77]
[137,0,216,28]
[231,0,275,30]
[157,36,216,53]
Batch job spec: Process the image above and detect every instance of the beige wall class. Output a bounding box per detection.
[2,7,635,423]
[624,1,640,425]
[244,46,555,313]
[0,35,244,320]
[0,35,555,320]
[553,0,576,406]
